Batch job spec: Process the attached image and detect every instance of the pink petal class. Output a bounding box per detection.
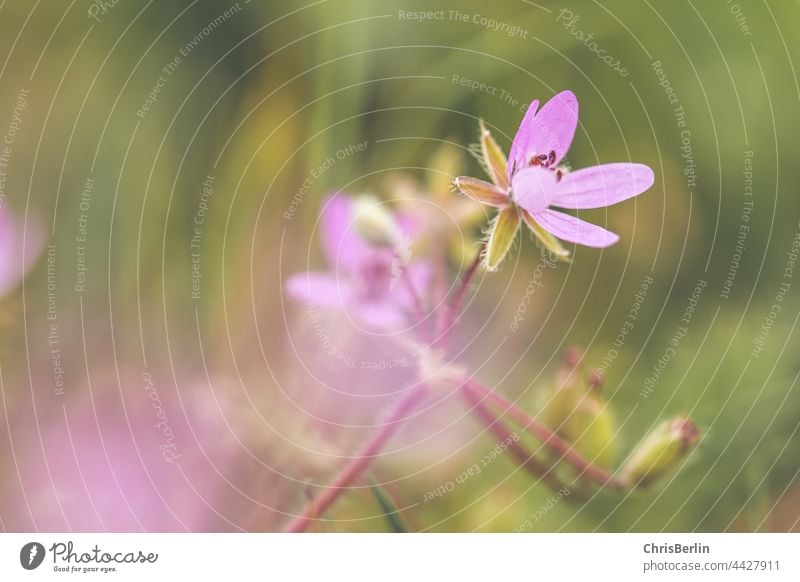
[353,301,407,330]
[528,90,579,165]
[507,99,539,181]
[390,261,432,309]
[320,194,370,274]
[532,208,619,248]
[285,271,353,308]
[511,166,560,214]
[552,163,655,209]
[508,91,578,180]
[395,211,421,238]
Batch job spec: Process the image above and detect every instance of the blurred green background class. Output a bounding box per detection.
[0,0,798,532]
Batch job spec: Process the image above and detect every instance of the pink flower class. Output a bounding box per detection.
[455,90,654,269]
[3,390,241,532]
[285,194,430,330]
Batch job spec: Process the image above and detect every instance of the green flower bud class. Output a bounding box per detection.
[539,350,617,468]
[565,389,616,469]
[352,195,402,247]
[621,416,701,489]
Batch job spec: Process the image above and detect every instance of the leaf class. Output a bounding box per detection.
[369,480,409,533]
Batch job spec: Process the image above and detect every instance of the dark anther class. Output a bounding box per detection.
[529,154,549,168]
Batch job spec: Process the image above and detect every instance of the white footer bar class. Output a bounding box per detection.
[1,533,797,581]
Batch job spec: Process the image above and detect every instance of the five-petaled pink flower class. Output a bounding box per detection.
[285,194,430,330]
[455,90,655,269]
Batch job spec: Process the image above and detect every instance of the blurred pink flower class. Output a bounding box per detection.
[0,205,45,296]
[285,194,430,330]
[4,388,243,532]
[455,90,654,267]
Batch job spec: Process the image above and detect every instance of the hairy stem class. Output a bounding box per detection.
[284,384,427,533]
[463,378,624,490]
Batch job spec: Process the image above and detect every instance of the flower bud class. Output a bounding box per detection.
[352,195,402,247]
[621,416,700,489]
[566,392,616,469]
[539,353,617,468]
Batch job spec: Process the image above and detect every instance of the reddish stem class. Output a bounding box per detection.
[284,384,427,532]
[432,242,448,337]
[463,378,624,490]
[436,243,485,347]
[459,381,574,495]
[400,266,429,341]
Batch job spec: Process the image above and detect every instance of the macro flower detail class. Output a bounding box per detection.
[285,194,430,330]
[455,90,655,269]
[281,91,699,533]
